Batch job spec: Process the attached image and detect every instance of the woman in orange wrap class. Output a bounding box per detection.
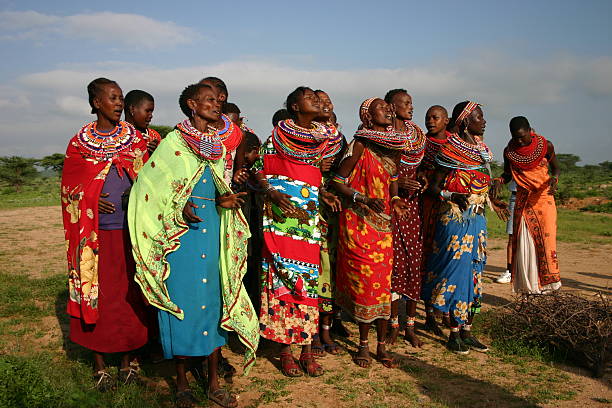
[493,116,561,294]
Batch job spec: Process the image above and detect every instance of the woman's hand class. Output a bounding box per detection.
[416,175,428,193]
[182,201,203,223]
[320,157,334,173]
[268,190,296,215]
[399,177,422,193]
[392,198,409,218]
[548,177,559,195]
[232,168,250,185]
[490,178,503,200]
[364,197,385,213]
[147,139,159,155]
[217,192,247,209]
[450,193,469,212]
[491,198,510,222]
[98,193,115,214]
[320,190,342,212]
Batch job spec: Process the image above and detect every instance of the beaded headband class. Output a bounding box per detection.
[359,98,378,123]
[455,101,481,128]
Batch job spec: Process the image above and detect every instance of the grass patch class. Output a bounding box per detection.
[487,208,612,244]
[0,272,66,320]
[0,353,169,408]
[0,179,60,210]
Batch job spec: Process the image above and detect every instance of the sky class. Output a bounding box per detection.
[1,0,611,164]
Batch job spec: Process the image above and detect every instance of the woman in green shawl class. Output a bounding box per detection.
[128,83,258,408]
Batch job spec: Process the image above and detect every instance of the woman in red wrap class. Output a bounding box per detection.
[332,98,408,369]
[61,78,150,390]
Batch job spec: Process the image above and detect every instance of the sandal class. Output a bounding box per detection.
[352,340,372,368]
[176,389,199,408]
[208,388,238,408]
[299,352,324,377]
[376,341,398,369]
[279,352,303,377]
[118,361,143,385]
[93,369,114,392]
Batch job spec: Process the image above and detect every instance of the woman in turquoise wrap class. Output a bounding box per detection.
[128,83,258,408]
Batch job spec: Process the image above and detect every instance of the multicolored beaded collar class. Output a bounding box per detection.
[436,133,493,171]
[213,114,242,153]
[422,131,450,169]
[76,121,136,160]
[322,124,344,158]
[354,128,408,151]
[176,119,224,161]
[399,121,426,166]
[505,132,548,170]
[272,119,331,163]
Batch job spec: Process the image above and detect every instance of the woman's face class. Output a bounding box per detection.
[293,89,321,116]
[391,92,413,121]
[369,99,393,128]
[94,84,124,123]
[190,87,221,123]
[316,91,334,121]
[466,107,486,136]
[511,128,532,147]
[130,99,154,130]
[425,107,448,134]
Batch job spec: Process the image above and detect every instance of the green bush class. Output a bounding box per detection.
[0,355,62,408]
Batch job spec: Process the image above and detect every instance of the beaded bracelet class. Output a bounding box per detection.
[390,173,399,182]
[391,195,401,202]
[352,191,362,203]
[332,173,347,184]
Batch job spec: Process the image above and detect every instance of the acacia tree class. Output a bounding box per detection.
[0,156,39,191]
[39,153,65,176]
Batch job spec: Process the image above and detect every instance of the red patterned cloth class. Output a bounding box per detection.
[391,165,423,300]
[336,146,395,323]
[61,121,148,324]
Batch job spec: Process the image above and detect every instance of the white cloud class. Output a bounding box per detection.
[0,11,200,48]
[2,53,612,163]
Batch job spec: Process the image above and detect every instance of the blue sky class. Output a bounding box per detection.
[1,0,611,163]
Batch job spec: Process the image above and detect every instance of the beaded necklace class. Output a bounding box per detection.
[176,118,223,161]
[212,114,242,153]
[399,121,426,166]
[422,131,450,169]
[354,128,407,150]
[76,121,136,160]
[322,123,344,158]
[436,132,492,171]
[272,119,331,163]
[505,132,547,170]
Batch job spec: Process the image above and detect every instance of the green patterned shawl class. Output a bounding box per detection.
[128,130,258,372]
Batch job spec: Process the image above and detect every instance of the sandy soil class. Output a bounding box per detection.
[1,206,610,408]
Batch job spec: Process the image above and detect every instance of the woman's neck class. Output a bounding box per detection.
[190,116,210,133]
[294,113,316,129]
[392,117,408,131]
[96,116,118,132]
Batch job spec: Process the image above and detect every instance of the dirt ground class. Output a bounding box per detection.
[1,206,610,408]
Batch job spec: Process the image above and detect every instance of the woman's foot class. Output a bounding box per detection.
[460,331,489,352]
[299,352,324,377]
[375,341,397,368]
[353,340,372,368]
[320,324,342,355]
[176,389,199,408]
[311,334,325,358]
[207,387,238,408]
[93,369,114,392]
[446,336,470,355]
[424,316,445,337]
[387,318,400,345]
[404,327,424,348]
[118,361,143,385]
[279,352,303,377]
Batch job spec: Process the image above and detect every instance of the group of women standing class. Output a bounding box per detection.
[60,75,557,407]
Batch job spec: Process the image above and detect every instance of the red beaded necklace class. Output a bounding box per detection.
[505,132,548,170]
